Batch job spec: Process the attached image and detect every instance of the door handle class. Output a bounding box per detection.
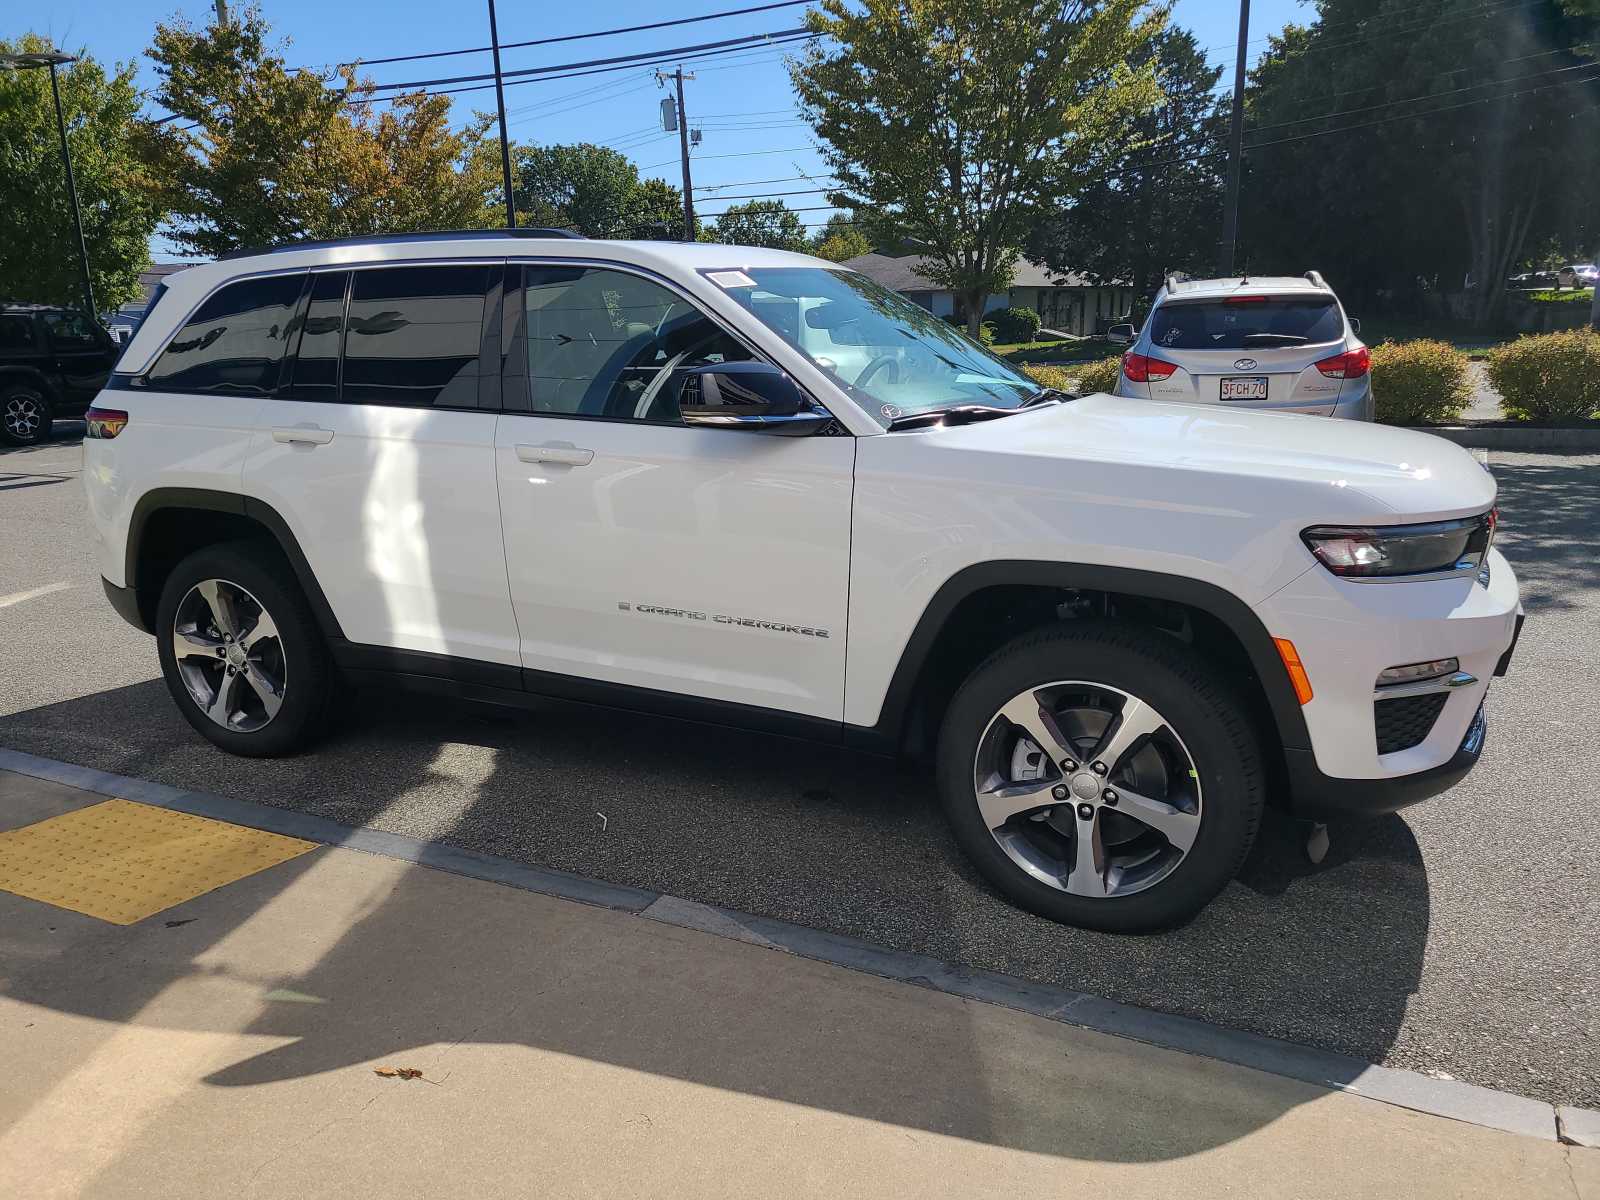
[516,443,594,467]
[272,425,335,446]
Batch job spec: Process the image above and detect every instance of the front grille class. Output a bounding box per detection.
[1374,692,1449,754]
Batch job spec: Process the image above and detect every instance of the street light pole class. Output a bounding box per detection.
[1219,0,1251,277]
[486,0,516,229]
[47,60,96,317]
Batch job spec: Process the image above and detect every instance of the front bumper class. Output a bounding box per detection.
[1286,703,1486,817]
[1256,546,1520,787]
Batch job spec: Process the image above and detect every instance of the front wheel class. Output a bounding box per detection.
[936,622,1265,932]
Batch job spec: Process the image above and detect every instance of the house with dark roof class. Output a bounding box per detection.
[840,251,1133,337]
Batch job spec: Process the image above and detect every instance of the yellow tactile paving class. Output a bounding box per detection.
[0,799,316,925]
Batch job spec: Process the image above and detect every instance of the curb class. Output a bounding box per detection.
[1,745,1590,1145]
[1417,425,1600,451]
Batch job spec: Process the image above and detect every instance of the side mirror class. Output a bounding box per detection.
[679,362,832,436]
[1106,323,1136,346]
[1348,317,1361,334]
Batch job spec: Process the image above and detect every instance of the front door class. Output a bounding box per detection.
[494,262,854,721]
[40,310,116,411]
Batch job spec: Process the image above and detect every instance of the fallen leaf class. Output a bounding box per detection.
[374,1067,423,1080]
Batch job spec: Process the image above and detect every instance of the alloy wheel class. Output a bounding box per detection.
[3,393,44,440]
[171,578,287,732]
[971,681,1202,899]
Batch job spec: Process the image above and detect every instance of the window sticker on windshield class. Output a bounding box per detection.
[707,270,757,289]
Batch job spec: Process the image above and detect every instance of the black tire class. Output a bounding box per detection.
[1,384,53,446]
[155,540,334,757]
[935,621,1265,933]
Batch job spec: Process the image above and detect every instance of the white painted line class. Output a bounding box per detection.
[0,581,72,609]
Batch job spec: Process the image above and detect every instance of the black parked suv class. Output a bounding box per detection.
[0,304,120,446]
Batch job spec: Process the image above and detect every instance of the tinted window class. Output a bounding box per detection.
[341,265,489,407]
[290,271,347,403]
[524,266,751,422]
[1149,298,1343,350]
[0,315,37,352]
[42,311,101,350]
[148,274,303,395]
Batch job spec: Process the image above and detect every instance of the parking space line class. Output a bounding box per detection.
[0,581,73,609]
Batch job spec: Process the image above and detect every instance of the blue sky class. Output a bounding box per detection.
[21,0,1307,257]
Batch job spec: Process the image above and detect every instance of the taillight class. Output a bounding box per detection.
[1122,351,1177,383]
[1314,346,1370,379]
[85,407,129,439]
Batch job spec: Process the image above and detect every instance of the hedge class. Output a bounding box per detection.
[1484,329,1600,422]
[1022,357,1121,395]
[1369,339,1473,425]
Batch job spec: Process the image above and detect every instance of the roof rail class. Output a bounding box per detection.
[218,227,585,261]
[1163,270,1187,294]
[1304,269,1328,289]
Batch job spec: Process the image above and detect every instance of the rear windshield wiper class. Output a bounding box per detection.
[1240,333,1308,345]
[886,404,1019,431]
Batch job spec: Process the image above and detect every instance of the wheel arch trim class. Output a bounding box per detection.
[855,560,1311,755]
[123,487,346,641]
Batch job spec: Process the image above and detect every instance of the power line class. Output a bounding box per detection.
[639,145,816,169]
[693,186,831,199]
[695,172,837,190]
[340,1,815,68]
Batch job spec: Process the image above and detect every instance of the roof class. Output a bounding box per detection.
[1163,274,1333,299]
[840,251,1112,292]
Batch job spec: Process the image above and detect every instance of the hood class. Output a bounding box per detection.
[918,393,1496,523]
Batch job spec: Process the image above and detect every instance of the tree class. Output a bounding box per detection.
[1241,0,1600,327]
[810,212,872,261]
[1026,27,1225,307]
[627,176,692,239]
[515,143,640,236]
[141,5,497,257]
[706,199,809,251]
[791,0,1163,333]
[0,35,158,310]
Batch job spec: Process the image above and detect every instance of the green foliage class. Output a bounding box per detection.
[1242,1,1600,326]
[1368,340,1473,425]
[1027,27,1225,298]
[810,213,871,262]
[990,306,1042,344]
[706,200,808,252]
[1020,363,1074,391]
[978,321,997,345]
[143,6,497,256]
[792,0,1163,332]
[1023,356,1121,393]
[1485,330,1600,422]
[516,143,685,237]
[0,34,157,310]
[1526,288,1595,304]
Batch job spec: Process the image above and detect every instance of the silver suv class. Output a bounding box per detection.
[1107,272,1372,420]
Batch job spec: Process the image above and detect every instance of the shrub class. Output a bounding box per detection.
[978,321,997,346]
[1024,357,1121,395]
[1369,339,1473,425]
[1526,288,1594,304]
[1484,329,1600,422]
[990,305,1042,344]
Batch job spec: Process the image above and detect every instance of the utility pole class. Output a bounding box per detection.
[487,0,516,229]
[658,67,696,241]
[1219,0,1251,276]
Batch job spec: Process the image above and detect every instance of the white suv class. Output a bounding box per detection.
[1108,272,1373,420]
[84,231,1522,932]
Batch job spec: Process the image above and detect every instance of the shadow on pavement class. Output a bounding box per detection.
[1491,455,1600,613]
[0,675,1431,1164]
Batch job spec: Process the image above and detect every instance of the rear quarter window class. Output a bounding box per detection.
[147,274,305,395]
[1150,298,1343,350]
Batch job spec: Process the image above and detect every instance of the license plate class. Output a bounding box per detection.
[1220,376,1268,401]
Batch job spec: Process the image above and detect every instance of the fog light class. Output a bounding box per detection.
[1377,658,1458,687]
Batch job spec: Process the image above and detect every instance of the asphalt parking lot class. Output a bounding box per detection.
[2,430,1596,1109]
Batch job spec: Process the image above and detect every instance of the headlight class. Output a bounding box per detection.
[1302,509,1496,579]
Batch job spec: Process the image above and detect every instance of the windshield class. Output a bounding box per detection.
[704,267,1039,427]
[1149,297,1343,350]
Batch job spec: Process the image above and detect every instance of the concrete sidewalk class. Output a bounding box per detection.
[2,769,1596,1200]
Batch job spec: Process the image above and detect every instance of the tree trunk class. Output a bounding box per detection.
[965,290,988,337]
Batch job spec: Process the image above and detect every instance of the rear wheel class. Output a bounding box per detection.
[1,385,52,446]
[936,622,1264,932]
[156,542,333,756]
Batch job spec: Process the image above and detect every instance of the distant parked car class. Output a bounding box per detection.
[0,304,120,446]
[1105,271,1372,420]
[1557,263,1598,289]
[1508,270,1559,290]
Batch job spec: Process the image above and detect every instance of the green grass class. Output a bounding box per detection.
[996,337,1117,364]
[1526,287,1595,304]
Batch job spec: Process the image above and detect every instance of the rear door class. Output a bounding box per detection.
[242,262,520,671]
[1142,295,1346,415]
[39,310,117,412]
